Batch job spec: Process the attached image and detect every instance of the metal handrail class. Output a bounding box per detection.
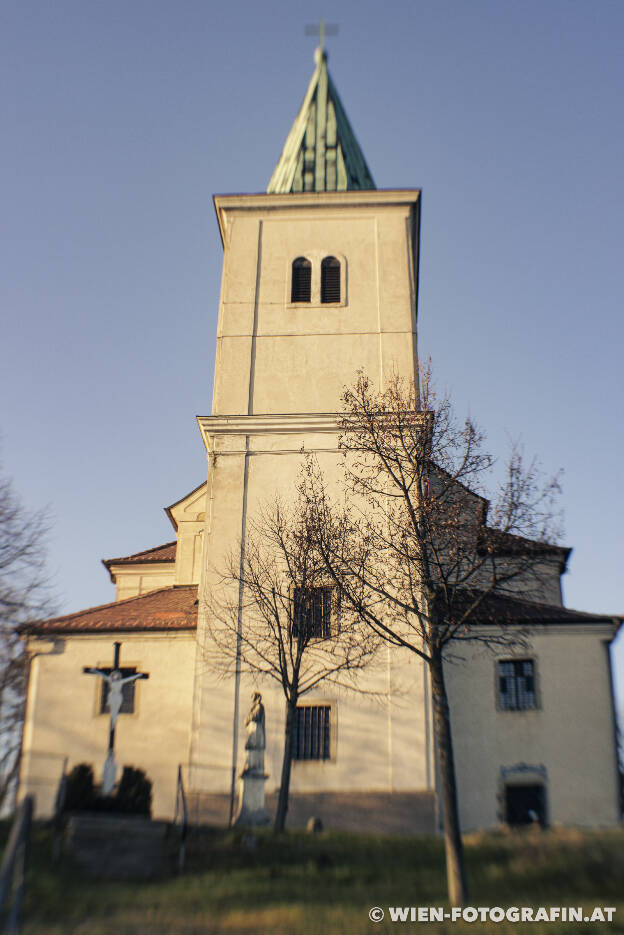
[51,758,67,862]
[179,762,232,774]
[173,765,188,873]
[0,795,34,934]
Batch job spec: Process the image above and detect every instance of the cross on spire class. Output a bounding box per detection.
[304,19,338,56]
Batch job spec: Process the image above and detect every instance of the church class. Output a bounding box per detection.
[18,46,621,833]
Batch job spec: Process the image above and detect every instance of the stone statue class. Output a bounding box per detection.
[242,691,266,775]
[234,691,270,826]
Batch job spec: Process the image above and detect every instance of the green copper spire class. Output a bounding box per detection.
[267,47,375,194]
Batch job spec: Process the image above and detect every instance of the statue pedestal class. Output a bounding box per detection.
[234,768,270,827]
[102,750,117,796]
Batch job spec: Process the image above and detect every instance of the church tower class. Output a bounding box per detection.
[208,48,420,420]
[190,47,434,830]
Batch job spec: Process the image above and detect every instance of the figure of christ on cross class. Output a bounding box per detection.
[83,641,149,795]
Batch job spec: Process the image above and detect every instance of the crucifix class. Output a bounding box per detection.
[304,19,339,55]
[83,641,149,795]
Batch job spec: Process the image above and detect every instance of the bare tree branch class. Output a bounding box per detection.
[298,365,563,904]
[0,461,55,811]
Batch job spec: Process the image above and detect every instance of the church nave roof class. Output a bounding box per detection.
[102,541,177,568]
[24,585,197,635]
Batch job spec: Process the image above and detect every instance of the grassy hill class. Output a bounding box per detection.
[4,823,624,934]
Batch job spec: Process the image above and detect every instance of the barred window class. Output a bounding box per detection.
[321,256,340,303]
[292,705,331,760]
[498,659,536,711]
[291,257,311,302]
[99,668,137,715]
[292,586,334,640]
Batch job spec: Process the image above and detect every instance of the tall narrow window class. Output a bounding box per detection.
[292,586,334,640]
[321,256,341,303]
[291,257,311,302]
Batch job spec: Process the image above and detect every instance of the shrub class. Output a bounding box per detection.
[90,794,118,813]
[115,766,152,816]
[62,762,152,815]
[64,763,95,811]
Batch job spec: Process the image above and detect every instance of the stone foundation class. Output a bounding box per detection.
[186,790,436,834]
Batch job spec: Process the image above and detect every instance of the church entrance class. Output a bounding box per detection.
[504,783,546,827]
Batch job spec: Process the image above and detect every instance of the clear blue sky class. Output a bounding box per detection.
[2,0,623,703]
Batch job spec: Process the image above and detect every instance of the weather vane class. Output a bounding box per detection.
[304,19,339,54]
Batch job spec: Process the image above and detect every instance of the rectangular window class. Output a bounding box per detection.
[498,659,536,711]
[292,705,331,760]
[292,586,334,640]
[99,668,137,715]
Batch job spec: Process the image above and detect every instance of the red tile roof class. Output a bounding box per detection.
[102,541,177,568]
[448,589,618,627]
[24,586,197,635]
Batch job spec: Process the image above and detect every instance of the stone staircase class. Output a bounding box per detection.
[65,814,175,879]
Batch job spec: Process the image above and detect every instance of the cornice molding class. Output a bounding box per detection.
[197,412,340,451]
[213,190,421,244]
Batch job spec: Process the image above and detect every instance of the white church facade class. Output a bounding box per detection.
[19,49,621,833]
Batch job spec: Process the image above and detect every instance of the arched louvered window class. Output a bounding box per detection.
[321,256,341,303]
[291,257,311,303]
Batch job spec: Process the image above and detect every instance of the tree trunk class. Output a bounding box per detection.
[430,649,468,905]
[274,697,297,833]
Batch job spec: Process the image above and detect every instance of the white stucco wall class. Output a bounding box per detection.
[191,428,435,800]
[20,632,196,819]
[471,555,564,607]
[190,645,433,800]
[444,626,620,830]
[113,565,176,601]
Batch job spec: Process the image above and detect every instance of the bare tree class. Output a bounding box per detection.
[617,717,624,819]
[203,497,380,832]
[0,462,53,811]
[300,366,562,904]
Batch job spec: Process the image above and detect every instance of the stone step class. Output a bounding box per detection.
[65,814,176,879]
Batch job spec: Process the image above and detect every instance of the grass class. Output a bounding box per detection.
[3,822,624,934]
